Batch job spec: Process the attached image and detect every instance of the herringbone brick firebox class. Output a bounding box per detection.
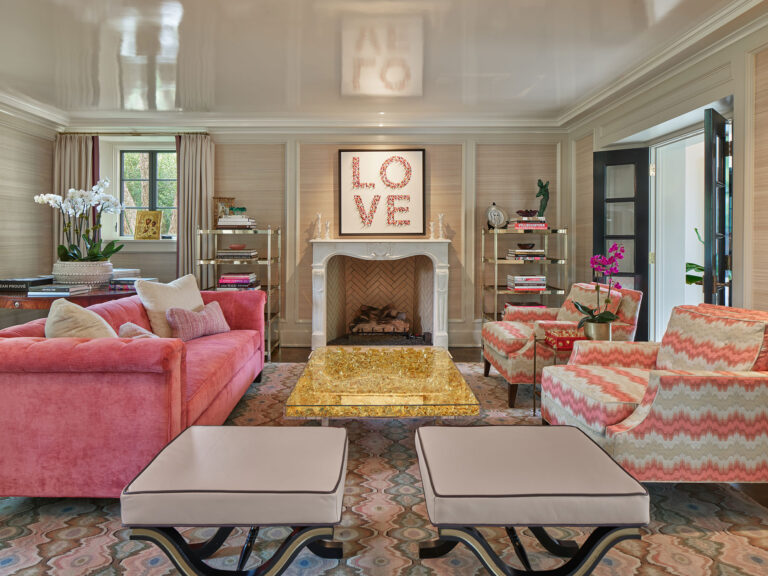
[325,255,434,342]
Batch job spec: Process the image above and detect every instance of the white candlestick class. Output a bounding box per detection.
[438,213,445,239]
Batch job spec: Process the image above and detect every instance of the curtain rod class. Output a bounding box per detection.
[59,131,208,136]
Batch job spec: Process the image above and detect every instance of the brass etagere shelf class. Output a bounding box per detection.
[481,227,568,322]
[195,227,281,361]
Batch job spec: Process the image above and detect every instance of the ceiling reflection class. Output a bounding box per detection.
[0,0,744,119]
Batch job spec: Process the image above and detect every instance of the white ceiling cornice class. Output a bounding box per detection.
[0,91,68,132]
[559,0,768,128]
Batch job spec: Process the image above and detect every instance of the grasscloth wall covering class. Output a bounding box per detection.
[574,134,594,284]
[0,123,54,329]
[754,48,768,310]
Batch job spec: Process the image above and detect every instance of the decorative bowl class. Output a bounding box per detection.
[516,209,539,218]
[517,243,536,250]
[229,243,246,250]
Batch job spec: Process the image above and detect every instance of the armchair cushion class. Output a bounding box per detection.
[657,306,765,371]
[557,283,622,322]
[481,321,533,358]
[541,365,647,437]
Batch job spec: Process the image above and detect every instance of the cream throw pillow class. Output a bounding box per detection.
[45,299,118,338]
[118,322,159,339]
[135,274,204,338]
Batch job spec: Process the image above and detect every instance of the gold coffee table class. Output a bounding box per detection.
[286,346,479,422]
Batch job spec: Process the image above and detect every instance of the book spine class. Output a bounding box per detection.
[0,283,30,291]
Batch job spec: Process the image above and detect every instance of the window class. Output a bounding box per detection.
[120,151,178,237]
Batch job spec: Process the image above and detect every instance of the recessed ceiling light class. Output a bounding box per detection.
[379,112,385,115]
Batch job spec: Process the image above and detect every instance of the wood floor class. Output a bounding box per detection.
[273,345,768,509]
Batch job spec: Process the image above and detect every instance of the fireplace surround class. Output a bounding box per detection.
[311,239,450,349]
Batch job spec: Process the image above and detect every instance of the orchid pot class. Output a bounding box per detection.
[583,321,612,341]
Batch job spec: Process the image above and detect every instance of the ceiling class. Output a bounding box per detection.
[0,0,763,128]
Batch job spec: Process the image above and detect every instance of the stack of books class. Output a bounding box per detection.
[217,215,256,229]
[506,248,546,260]
[507,275,547,292]
[0,275,54,292]
[110,277,158,291]
[512,216,548,230]
[28,284,91,297]
[112,268,141,279]
[217,249,258,260]
[217,273,261,291]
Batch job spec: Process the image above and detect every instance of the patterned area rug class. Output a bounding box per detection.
[2,362,768,575]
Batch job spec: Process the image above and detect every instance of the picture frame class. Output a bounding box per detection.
[338,149,425,236]
[134,210,162,240]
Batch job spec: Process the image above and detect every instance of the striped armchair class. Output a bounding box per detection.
[482,283,643,407]
[542,304,768,482]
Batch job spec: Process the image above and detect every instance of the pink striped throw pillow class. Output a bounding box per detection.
[166,301,231,341]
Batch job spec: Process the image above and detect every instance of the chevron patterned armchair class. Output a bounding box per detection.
[541,303,768,482]
[481,282,643,407]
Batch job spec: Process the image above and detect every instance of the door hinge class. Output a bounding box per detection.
[649,163,656,177]
[649,252,656,265]
[724,141,733,157]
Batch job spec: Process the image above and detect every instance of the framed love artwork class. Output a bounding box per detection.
[339,149,425,236]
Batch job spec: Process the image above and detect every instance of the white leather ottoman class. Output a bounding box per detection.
[415,425,649,576]
[121,426,348,576]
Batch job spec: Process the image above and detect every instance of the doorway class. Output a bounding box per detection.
[650,133,705,341]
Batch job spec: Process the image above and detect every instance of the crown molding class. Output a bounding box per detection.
[559,0,768,128]
[0,91,68,132]
[64,111,563,133]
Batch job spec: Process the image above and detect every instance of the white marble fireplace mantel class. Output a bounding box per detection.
[311,239,451,349]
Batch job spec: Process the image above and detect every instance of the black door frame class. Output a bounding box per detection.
[593,148,650,341]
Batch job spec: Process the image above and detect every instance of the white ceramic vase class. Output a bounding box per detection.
[52,260,113,287]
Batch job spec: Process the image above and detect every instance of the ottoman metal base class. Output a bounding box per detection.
[419,525,639,576]
[131,525,342,576]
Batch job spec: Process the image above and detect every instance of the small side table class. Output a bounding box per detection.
[0,288,137,311]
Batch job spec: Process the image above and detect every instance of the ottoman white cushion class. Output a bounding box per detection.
[416,425,649,527]
[121,426,347,527]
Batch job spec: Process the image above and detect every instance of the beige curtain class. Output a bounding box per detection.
[53,134,95,259]
[176,133,214,288]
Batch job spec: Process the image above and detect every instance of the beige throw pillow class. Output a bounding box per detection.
[135,275,204,338]
[45,299,118,339]
[118,322,159,339]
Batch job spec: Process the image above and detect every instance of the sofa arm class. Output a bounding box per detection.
[202,289,266,337]
[0,337,187,497]
[0,336,184,373]
[568,341,659,369]
[502,306,559,322]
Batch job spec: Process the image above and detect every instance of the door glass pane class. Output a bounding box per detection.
[606,202,634,235]
[613,276,635,290]
[606,165,635,198]
[605,239,634,273]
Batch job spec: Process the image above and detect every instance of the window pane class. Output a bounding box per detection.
[122,152,150,179]
[613,276,635,289]
[605,164,635,198]
[157,152,177,180]
[605,239,634,274]
[122,181,150,208]
[160,209,177,236]
[606,202,634,235]
[122,208,140,237]
[157,180,177,207]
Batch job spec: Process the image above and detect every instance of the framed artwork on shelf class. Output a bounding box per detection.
[134,210,162,240]
[338,149,425,236]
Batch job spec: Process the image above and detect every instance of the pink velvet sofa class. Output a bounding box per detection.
[0,290,265,498]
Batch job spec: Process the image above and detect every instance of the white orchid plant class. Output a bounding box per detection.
[35,178,125,262]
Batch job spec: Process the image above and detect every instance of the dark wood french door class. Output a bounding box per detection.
[704,108,733,306]
[593,148,650,341]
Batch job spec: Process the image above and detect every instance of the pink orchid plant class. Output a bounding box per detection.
[574,243,625,329]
